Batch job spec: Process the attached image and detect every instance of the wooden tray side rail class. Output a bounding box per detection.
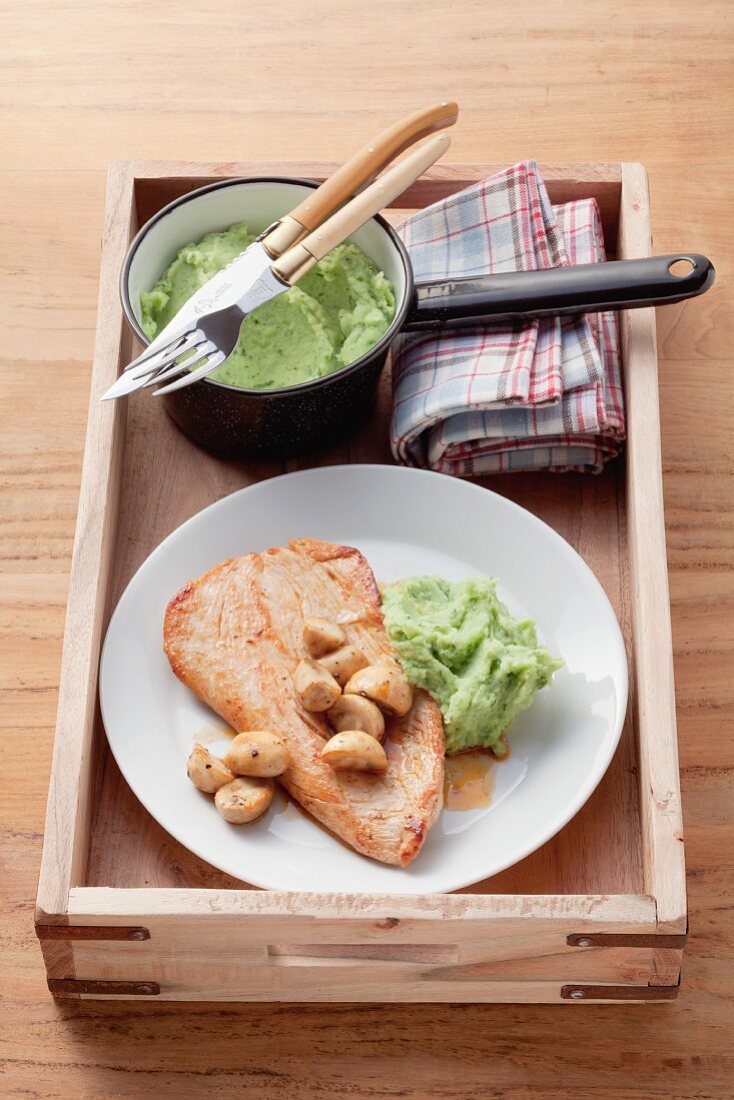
[35,161,686,1003]
[54,891,666,1003]
[616,163,687,986]
[617,164,686,923]
[36,163,136,925]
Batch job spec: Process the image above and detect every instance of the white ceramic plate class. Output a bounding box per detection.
[100,465,627,894]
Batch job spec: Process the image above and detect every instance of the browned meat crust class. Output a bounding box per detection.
[164,538,444,866]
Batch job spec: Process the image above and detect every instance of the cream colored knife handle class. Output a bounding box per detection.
[264,102,458,257]
[273,132,451,284]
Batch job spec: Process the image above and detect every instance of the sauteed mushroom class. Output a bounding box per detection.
[214,777,274,824]
[224,731,289,777]
[320,730,388,774]
[328,694,385,741]
[186,744,235,793]
[344,663,413,717]
[318,644,368,687]
[303,617,346,658]
[293,658,342,712]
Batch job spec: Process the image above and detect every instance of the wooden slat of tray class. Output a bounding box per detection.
[131,160,625,251]
[64,889,657,1002]
[616,167,686,984]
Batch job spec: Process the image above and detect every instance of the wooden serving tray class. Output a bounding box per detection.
[35,161,686,1003]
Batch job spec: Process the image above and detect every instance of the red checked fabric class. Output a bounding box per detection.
[390,161,625,474]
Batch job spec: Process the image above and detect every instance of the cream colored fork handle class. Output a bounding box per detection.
[273,132,451,284]
[263,102,458,257]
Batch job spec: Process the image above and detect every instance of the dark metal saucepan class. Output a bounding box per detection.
[121,177,714,457]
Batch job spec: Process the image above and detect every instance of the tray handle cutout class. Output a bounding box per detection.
[267,944,459,967]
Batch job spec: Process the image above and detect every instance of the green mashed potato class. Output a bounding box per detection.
[140,223,395,390]
[382,576,563,756]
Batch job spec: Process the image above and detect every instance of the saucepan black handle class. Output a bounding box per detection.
[405,253,715,331]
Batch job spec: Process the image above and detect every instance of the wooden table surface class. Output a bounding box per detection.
[1,1,732,1095]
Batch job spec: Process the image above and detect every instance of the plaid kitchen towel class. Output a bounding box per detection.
[390,161,625,474]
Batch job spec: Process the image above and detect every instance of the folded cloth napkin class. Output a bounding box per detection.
[390,161,625,474]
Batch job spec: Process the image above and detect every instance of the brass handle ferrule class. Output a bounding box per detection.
[272,243,319,285]
[262,215,309,259]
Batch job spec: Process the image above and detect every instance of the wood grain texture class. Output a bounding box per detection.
[618,164,686,943]
[35,162,135,923]
[60,890,660,1000]
[1,0,732,1095]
